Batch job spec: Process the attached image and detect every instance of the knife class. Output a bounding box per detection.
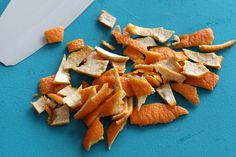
[0,0,94,66]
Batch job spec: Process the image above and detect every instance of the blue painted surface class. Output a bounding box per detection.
[0,0,236,156]
[0,0,9,15]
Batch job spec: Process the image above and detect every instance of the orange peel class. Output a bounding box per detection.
[111,61,126,74]
[32,96,49,114]
[101,40,116,51]
[83,118,104,151]
[149,46,176,60]
[116,97,133,125]
[47,93,64,104]
[50,105,70,126]
[171,83,199,105]
[67,38,84,52]
[123,46,145,64]
[64,46,94,69]
[74,83,112,120]
[155,57,182,72]
[112,100,127,121]
[156,83,176,106]
[95,46,129,62]
[172,28,214,48]
[144,51,161,64]
[98,10,116,28]
[183,49,223,69]
[182,60,209,77]
[99,90,126,117]
[112,26,148,53]
[107,119,127,150]
[128,76,155,97]
[155,65,186,83]
[199,39,236,52]
[54,54,71,84]
[73,59,109,77]
[57,85,77,97]
[130,103,188,126]
[125,23,174,43]
[185,72,219,90]
[136,36,157,47]
[44,26,64,43]
[39,75,67,95]
[133,64,154,72]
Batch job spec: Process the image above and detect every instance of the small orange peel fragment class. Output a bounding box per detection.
[39,75,67,95]
[107,119,127,150]
[50,105,70,126]
[44,26,64,43]
[83,118,104,151]
[171,83,199,105]
[67,38,84,52]
[101,40,116,51]
[156,83,176,106]
[123,46,145,64]
[95,46,129,62]
[128,76,155,97]
[155,65,186,83]
[47,93,64,104]
[112,26,148,53]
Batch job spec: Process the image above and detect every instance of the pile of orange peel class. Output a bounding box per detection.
[32,10,236,151]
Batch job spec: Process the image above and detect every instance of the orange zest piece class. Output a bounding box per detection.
[130,103,188,126]
[174,52,189,61]
[47,93,63,104]
[93,75,116,89]
[111,61,126,74]
[79,86,97,105]
[116,97,133,125]
[39,75,67,95]
[199,39,236,52]
[184,72,219,90]
[99,90,126,117]
[120,76,135,97]
[143,72,162,87]
[83,107,101,127]
[83,119,104,151]
[112,100,127,121]
[171,83,199,105]
[73,83,111,120]
[112,26,148,53]
[107,119,127,150]
[149,46,175,60]
[172,28,214,48]
[134,64,154,72]
[128,76,154,97]
[123,46,145,64]
[84,90,126,126]
[144,51,161,64]
[44,26,64,43]
[67,38,84,52]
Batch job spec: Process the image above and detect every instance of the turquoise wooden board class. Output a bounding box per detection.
[0,0,236,156]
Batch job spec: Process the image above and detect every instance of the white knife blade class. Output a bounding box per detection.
[0,0,94,66]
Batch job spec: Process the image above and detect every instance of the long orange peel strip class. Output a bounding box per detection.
[130,103,188,126]
[199,39,236,52]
